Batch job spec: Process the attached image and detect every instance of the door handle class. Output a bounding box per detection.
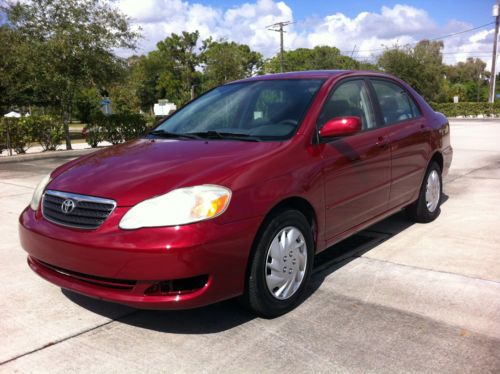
[376,136,388,149]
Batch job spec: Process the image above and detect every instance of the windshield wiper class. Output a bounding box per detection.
[188,131,260,142]
[148,130,202,140]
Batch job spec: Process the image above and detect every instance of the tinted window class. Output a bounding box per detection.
[156,79,324,140]
[318,79,376,130]
[371,80,420,125]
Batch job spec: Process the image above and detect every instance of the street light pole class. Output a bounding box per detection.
[489,1,500,103]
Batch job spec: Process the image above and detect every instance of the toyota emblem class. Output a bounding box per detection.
[61,199,76,214]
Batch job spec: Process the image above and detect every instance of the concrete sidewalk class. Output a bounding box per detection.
[0,120,499,373]
[0,141,110,163]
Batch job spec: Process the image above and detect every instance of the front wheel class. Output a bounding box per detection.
[243,210,314,318]
[406,161,443,223]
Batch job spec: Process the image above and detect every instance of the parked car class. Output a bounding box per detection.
[19,70,452,317]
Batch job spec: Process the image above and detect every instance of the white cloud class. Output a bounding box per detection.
[116,1,496,69]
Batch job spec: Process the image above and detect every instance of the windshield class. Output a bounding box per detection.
[153,79,325,141]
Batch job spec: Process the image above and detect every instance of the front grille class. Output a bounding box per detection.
[42,190,116,229]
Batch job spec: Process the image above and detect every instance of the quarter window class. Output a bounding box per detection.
[318,80,377,130]
[371,79,420,125]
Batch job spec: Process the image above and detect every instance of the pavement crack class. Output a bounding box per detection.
[0,310,140,366]
[0,181,34,190]
[361,255,500,285]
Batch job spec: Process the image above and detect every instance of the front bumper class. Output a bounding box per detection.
[19,207,262,309]
[442,145,453,176]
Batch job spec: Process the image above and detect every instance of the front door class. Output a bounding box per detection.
[318,79,391,242]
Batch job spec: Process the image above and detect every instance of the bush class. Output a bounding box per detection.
[87,113,149,146]
[28,115,64,151]
[82,123,104,148]
[120,113,147,141]
[430,102,500,117]
[0,117,32,154]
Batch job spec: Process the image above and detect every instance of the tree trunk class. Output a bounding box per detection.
[63,106,72,150]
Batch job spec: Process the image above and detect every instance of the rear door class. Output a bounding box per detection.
[318,78,391,242]
[369,78,430,209]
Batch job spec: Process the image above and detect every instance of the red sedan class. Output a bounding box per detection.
[19,70,452,317]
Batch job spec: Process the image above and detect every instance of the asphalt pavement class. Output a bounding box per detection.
[0,119,499,373]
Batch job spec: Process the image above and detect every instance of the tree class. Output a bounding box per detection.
[155,31,201,106]
[0,25,36,112]
[200,39,263,89]
[445,58,488,102]
[378,40,445,102]
[263,46,360,73]
[2,0,140,149]
[125,54,168,114]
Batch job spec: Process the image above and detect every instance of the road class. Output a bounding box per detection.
[1,120,499,373]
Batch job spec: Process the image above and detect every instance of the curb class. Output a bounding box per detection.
[0,148,100,164]
[449,118,500,122]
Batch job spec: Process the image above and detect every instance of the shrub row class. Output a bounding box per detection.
[430,102,500,117]
[0,116,64,154]
[84,113,149,147]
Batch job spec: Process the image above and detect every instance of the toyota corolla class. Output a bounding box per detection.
[19,70,452,317]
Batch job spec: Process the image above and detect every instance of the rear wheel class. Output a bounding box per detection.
[243,210,314,318]
[406,161,442,223]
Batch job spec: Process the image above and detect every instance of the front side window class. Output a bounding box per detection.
[154,79,324,141]
[371,79,420,125]
[318,79,377,130]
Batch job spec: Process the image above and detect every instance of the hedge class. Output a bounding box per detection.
[0,115,63,155]
[84,113,149,147]
[430,102,500,117]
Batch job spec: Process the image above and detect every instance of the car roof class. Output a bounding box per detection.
[232,70,396,83]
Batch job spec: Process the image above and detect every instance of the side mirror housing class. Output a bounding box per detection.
[319,116,362,138]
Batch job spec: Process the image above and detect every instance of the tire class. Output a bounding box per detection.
[406,161,443,223]
[242,209,314,318]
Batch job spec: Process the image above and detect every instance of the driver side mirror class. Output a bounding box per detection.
[319,116,362,138]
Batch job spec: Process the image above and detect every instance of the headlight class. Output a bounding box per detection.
[30,173,52,211]
[119,185,232,230]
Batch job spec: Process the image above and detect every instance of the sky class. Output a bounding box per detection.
[115,0,498,68]
[4,1,497,67]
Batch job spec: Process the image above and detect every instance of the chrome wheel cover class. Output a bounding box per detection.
[265,226,307,300]
[425,170,441,213]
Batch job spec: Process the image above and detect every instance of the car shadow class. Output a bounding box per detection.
[63,197,449,333]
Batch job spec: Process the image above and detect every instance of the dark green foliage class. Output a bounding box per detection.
[1,0,139,149]
[0,117,32,153]
[74,88,101,124]
[0,115,64,154]
[430,102,500,117]
[200,39,263,89]
[29,115,64,151]
[378,40,445,102]
[263,46,361,73]
[87,113,148,146]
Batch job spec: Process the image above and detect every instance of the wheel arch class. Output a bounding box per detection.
[430,151,443,172]
[241,196,318,296]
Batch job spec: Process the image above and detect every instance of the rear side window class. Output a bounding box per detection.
[371,79,421,125]
[318,79,377,130]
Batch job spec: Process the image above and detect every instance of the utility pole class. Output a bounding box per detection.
[266,21,294,72]
[489,1,500,103]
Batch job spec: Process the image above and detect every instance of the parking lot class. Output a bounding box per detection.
[1,119,499,373]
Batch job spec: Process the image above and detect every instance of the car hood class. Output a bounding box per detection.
[49,138,284,206]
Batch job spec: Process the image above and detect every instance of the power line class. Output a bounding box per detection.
[428,21,495,41]
[340,21,495,54]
